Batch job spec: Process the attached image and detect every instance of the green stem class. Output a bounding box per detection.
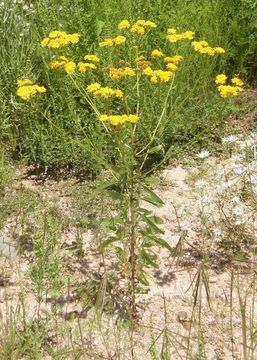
[137,77,174,158]
[128,123,137,358]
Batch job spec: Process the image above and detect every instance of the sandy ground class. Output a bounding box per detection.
[0,160,256,359]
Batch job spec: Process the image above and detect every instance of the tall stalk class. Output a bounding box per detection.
[129,123,137,358]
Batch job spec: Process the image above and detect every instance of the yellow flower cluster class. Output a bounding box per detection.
[166,63,177,71]
[77,62,97,73]
[130,19,157,35]
[84,54,100,63]
[215,74,227,84]
[167,28,195,42]
[105,66,136,80]
[151,49,164,58]
[217,85,243,98]
[49,55,99,75]
[143,67,174,84]
[215,74,244,97]
[64,62,76,74]
[231,77,244,87]
[99,114,139,126]
[86,83,124,98]
[118,20,131,30]
[49,56,76,75]
[135,56,151,69]
[16,79,46,100]
[192,41,225,56]
[164,55,183,65]
[99,35,126,47]
[41,31,80,49]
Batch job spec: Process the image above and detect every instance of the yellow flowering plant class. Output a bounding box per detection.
[16,19,245,327]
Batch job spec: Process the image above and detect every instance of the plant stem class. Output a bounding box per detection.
[129,124,137,359]
[129,180,137,322]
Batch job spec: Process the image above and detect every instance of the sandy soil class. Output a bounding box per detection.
[0,159,256,359]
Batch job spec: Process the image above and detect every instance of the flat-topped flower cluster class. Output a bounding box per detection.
[41,30,80,49]
[215,74,244,97]
[16,79,46,100]
[16,19,245,114]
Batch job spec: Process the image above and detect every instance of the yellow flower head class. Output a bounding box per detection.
[192,41,225,56]
[167,28,177,34]
[217,85,243,98]
[143,68,174,83]
[113,35,126,45]
[93,87,114,98]
[86,83,101,93]
[144,20,157,28]
[108,66,136,80]
[131,25,145,35]
[16,80,46,101]
[99,114,139,126]
[166,63,178,71]
[16,79,33,87]
[183,31,195,40]
[231,77,244,87]
[49,56,69,69]
[64,61,76,75]
[118,20,131,30]
[215,74,227,85]
[164,55,183,64]
[99,38,114,47]
[34,85,47,94]
[78,62,97,73]
[127,114,139,123]
[49,30,67,39]
[68,33,80,44]
[214,47,225,54]
[150,76,158,85]
[134,20,147,26]
[99,114,109,122]
[40,38,50,47]
[142,67,154,76]
[167,30,194,43]
[84,54,100,62]
[151,49,164,58]
[131,19,157,35]
[123,67,136,76]
[92,86,123,99]
[109,67,123,80]
[114,89,124,98]
[154,70,174,82]
[41,31,80,48]
[201,47,215,56]
[136,56,151,68]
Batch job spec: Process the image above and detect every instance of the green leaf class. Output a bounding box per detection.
[137,269,149,286]
[114,246,126,257]
[140,249,159,268]
[106,190,123,200]
[148,145,163,154]
[145,235,173,253]
[101,215,121,230]
[95,179,118,194]
[143,185,164,208]
[142,214,165,235]
[144,176,161,186]
[98,237,118,251]
[150,215,164,225]
[96,20,105,36]
[138,207,152,215]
